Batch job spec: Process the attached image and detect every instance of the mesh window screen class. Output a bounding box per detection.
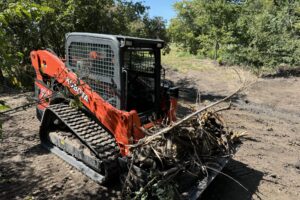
[68,42,115,77]
[86,79,117,106]
[124,50,155,73]
[67,41,117,107]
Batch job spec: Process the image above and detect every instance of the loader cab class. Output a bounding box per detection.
[66,33,165,121]
[120,37,164,117]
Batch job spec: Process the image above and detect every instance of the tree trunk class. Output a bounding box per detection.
[0,68,4,84]
[214,40,219,61]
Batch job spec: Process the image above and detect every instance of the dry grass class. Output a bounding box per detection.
[162,45,217,73]
[162,45,255,85]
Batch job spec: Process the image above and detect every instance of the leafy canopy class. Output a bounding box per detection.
[0,0,168,87]
[169,0,300,69]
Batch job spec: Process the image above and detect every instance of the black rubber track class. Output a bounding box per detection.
[40,103,120,181]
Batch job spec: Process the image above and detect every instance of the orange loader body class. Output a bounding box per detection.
[30,50,177,156]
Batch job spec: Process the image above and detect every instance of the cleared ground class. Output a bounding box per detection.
[0,62,300,199]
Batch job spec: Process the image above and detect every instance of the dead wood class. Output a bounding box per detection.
[123,109,246,199]
[135,85,243,147]
[215,102,232,112]
[122,79,258,199]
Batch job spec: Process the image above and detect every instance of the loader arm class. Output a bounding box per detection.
[31,50,144,155]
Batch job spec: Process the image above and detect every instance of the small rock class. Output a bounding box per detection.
[32,190,40,195]
[267,127,273,131]
[55,183,63,189]
[239,125,246,129]
[295,160,300,170]
[62,177,69,183]
[270,174,277,179]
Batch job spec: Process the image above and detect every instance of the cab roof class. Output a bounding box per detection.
[66,32,164,49]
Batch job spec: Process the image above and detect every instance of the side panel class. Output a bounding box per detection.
[35,80,52,111]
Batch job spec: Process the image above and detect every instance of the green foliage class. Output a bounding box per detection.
[0,100,10,112]
[0,0,168,88]
[169,0,300,69]
[131,178,177,200]
[69,95,83,109]
[0,0,56,88]
[169,0,239,57]
[0,105,10,111]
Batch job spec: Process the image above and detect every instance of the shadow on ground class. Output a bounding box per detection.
[175,77,244,103]
[0,145,50,200]
[201,159,263,200]
[0,139,121,199]
[262,67,300,78]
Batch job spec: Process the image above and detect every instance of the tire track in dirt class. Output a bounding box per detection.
[1,141,121,200]
[234,100,300,124]
[0,103,121,200]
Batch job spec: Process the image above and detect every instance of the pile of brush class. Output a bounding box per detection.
[122,111,243,199]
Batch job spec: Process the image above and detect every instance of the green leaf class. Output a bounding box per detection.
[17,52,24,58]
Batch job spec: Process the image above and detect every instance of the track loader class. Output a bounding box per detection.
[31,32,237,199]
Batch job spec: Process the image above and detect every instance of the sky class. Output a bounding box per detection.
[133,0,178,23]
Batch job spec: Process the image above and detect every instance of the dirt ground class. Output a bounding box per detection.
[0,66,299,200]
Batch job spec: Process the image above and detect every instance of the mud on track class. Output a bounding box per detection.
[1,67,300,199]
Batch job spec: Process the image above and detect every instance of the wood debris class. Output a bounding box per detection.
[122,111,243,199]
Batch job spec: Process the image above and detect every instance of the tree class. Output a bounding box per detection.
[169,0,240,59]
[228,0,300,68]
[0,0,56,87]
[169,0,300,69]
[0,0,169,88]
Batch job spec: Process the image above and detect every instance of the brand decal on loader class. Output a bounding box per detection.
[66,78,89,103]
